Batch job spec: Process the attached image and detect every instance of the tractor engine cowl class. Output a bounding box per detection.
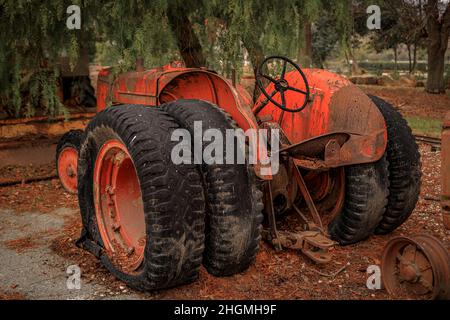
[255,69,387,169]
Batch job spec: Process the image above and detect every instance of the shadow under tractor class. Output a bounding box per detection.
[56,56,421,291]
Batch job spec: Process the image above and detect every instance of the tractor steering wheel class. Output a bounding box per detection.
[256,56,310,113]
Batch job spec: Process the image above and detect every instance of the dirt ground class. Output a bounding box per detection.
[360,86,450,119]
[0,86,448,300]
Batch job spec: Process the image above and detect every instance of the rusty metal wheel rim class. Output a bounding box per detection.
[381,235,450,300]
[57,147,78,194]
[94,139,146,273]
[304,168,345,227]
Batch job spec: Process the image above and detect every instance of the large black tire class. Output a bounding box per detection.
[77,105,206,291]
[56,130,84,194]
[329,155,390,245]
[161,100,264,276]
[369,95,421,235]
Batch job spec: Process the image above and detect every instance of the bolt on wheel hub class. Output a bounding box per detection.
[94,140,146,273]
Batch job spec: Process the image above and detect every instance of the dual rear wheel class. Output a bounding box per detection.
[76,103,263,290]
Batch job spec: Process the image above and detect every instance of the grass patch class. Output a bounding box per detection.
[405,116,443,138]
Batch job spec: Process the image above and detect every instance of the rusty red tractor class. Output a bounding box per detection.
[56,56,421,291]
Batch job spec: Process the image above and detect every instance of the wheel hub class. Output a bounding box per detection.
[275,79,289,91]
[399,264,420,283]
[94,140,146,273]
[57,147,79,194]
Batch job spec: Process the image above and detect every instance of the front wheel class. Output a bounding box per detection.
[329,155,390,245]
[369,95,421,235]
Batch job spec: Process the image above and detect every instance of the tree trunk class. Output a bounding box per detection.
[425,0,450,94]
[412,43,418,74]
[298,20,313,67]
[427,45,446,93]
[244,42,265,103]
[394,46,398,72]
[167,4,206,68]
[407,44,412,73]
[346,44,362,75]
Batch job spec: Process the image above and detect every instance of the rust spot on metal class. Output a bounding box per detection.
[381,234,450,300]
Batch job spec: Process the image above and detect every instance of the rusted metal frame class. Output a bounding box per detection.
[264,181,282,251]
[266,229,334,264]
[252,90,278,115]
[292,203,310,226]
[292,164,324,231]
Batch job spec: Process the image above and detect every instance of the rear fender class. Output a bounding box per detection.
[98,66,271,179]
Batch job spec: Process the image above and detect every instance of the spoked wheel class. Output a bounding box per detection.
[56,130,83,194]
[94,140,145,273]
[382,235,450,300]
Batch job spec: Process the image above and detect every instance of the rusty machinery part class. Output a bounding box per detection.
[382,235,450,300]
[329,154,389,245]
[302,168,346,228]
[263,229,335,264]
[255,56,310,114]
[369,96,422,235]
[270,165,298,215]
[76,105,206,291]
[161,100,264,277]
[56,130,84,194]
[280,132,350,164]
[442,112,450,230]
[259,121,345,226]
[262,179,335,264]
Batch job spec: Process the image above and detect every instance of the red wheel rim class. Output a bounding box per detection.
[94,140,146,273]
[57,147,79,194]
